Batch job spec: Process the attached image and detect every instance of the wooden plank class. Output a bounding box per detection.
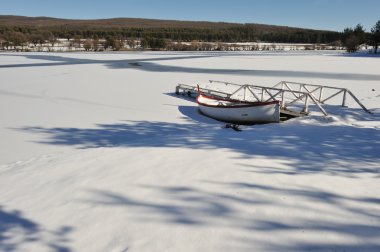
[342,90,347,107]
[283,81,343,91]
[307,93,328,116]
[247,86,262,102]
[321,89,344,103]
[263,89,282,102]
[347,90,372,113]
[302,85,322,102]
[281,109,306,117]
[283,82,299,99]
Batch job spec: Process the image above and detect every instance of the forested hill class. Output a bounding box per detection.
[0,15,341,43]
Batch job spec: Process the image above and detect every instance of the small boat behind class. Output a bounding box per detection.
[196,91,280,124]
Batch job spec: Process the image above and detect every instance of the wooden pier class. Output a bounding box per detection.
[175,80,371,117]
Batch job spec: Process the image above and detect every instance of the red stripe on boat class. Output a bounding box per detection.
[196,94,279,109]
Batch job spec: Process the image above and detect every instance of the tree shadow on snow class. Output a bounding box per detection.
[177,105,221,125]
[0,54,216,69]
[18,107,380,176]
[0,206,72,252]
[82,180,380,251]
[1,54,380,80]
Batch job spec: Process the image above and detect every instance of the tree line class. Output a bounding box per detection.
[342,21,380,53]
[0,25,340,43]
[0,20,379,52]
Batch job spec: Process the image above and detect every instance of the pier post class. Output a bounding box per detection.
[342,89,347,107]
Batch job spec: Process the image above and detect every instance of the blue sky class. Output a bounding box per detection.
[1,0,379,31]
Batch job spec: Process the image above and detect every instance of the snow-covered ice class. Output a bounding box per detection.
[0,51,379,251]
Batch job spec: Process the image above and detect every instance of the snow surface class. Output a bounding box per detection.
[0,51,379,252]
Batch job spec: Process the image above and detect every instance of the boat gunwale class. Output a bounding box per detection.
[196,93,279,109]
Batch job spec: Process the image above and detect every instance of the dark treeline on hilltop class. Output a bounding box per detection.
[0,16,378,52]
[0,15,340,43]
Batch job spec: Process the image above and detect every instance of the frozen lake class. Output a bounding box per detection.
[0,51,379,251]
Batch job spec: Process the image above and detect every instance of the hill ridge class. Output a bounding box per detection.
[0,15,335,32]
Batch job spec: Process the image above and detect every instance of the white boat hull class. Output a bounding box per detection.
[197,94,280,124]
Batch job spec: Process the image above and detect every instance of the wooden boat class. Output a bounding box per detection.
[196,92,280,124]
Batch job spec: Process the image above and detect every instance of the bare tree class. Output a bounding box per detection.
[30,33,44,49]
[83,39,93,51]
[128,39,136,49]
[73,35,82,50]
[93,38,100,51]
[251,44,259,51]
[4,31,27,51]
[0,35,5,50]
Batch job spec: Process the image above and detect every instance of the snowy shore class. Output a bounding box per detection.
[0,51,379,251]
